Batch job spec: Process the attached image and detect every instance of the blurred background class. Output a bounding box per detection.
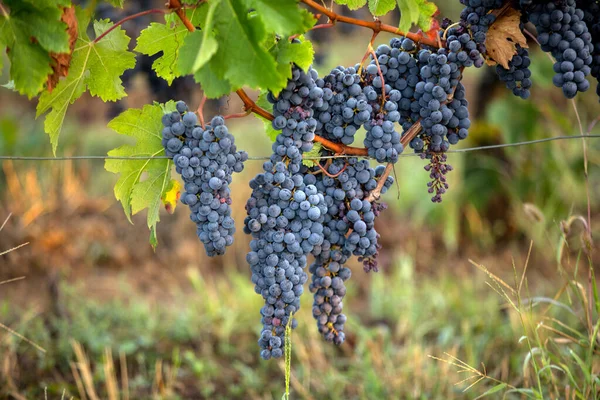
[1,1,600,399]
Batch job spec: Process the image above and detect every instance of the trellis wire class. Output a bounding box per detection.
[0,134,598,161]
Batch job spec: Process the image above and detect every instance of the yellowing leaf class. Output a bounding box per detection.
[104,102,176,247]
[162,179,182,214]
[485,7,528,69]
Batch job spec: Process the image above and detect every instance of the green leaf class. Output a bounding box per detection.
[368,0,396,16]
[178,1,219,74]
[414,0,438,31]
[0,0,71,97]
[255,91,278,142]
[104,102,175,248]
[334,0,367,10]
[271,36,314,90]
[105,0,125,7]
[36,9,136,153]
[397,0,437,32]
[248,0,315,36]
[210,0,285,92]
[194,60,235,98]
[474,383,507,399]
[302,142,323,168]
[274,37,314,72]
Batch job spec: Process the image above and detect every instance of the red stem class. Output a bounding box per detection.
[196,96,207,128]
[224,110,252,120]
[93,9,167,44]
[301,0,441,48]
[168,0,196,32]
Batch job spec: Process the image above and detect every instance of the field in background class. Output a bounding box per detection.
[1,2,600,398]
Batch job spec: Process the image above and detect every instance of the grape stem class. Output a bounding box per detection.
[196,96,207,128]
[223,110,252,120]
[300,0,441,48]
[92,9,168,44]
[167,0,196,32]
[235,89,275,120]
[290,23,335,40]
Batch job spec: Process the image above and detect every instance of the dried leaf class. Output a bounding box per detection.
[484,7,527,69]
[47,6,78,92]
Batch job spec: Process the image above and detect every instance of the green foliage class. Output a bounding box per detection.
[248,0,315,37]
[0,0,71,97]
[136,10,205,84]
[178,5,219,75]
[368,0,396,16]
[334,0,368,10]
[397,0,438,32]
[36,8,136,153]
[104,102,175,247]
[180,0,315,98]
[255,90,279,141]
[270,35,315,79]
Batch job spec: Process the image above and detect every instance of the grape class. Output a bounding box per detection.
[160,102,247,256]
[578,0,600,100]
[524,0,594,98]
[496,45,533,99]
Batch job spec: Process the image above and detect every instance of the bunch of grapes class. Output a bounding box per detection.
[245,65,329,360]
[161,101,247,256]
[523,0,594,98]
[495,45,533,99]
[578,0,600,98]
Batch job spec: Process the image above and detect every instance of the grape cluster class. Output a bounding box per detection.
[444,21,486,69]
[246,66,327,360]
[161,101,247,256]
[305,158,393,343]
[578,0,600,98]
[313,65,370,146]
[496,45,533,99]
[525,0,594,98]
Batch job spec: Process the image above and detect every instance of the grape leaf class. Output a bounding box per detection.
[210,0,286,93]
[271,36,314,82]
[334,0,367,10]
[106,0,125,6]
[177,1,219,75]
[194,59,235,98]
[0,0,71,97]
[396,0,437,33]
[485,7,527,69]
[104,102,176,248]
[255,91,278,142]
[302,142,323,168]
[248,0,316,36]
[368,0,396,16]
[36,9,136,153]
[135,9,204,84]
[415,0,438,32]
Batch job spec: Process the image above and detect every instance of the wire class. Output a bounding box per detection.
[0,134,598,162]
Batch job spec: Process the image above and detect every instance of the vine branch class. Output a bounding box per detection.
[93,9,168,44]
[300,0,441,48]
[168,0,196,32]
